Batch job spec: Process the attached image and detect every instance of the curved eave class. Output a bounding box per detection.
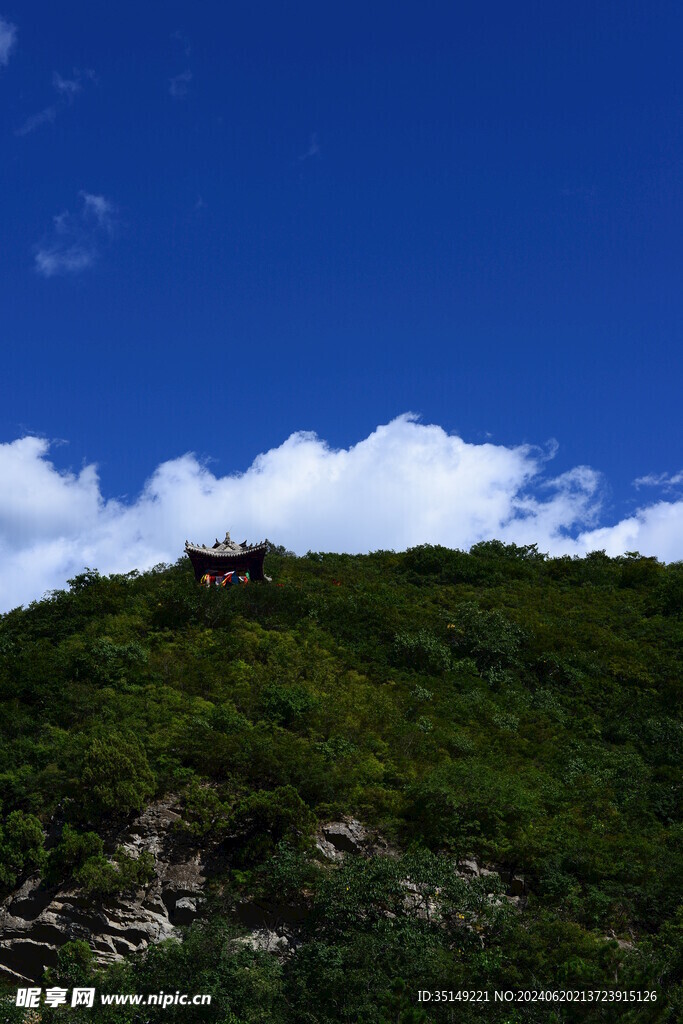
[185,544,267,558]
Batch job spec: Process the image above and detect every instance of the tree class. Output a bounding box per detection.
[80,734,155,819]
[0,810,45,890]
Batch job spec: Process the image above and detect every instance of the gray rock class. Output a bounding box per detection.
[401,881,441,921]
[0,797,206,984]
[602,931,634,951]
[314,836,344,862]
[320,819,368,855]
[233,928,290,955]
[316,818,399,860]
[457,858,481,876]
[172,897,198,926]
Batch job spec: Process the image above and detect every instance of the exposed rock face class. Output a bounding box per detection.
[0,808,532,984]
[231,899,308,960]
[454,858,527,903]
[233,928,290,955]
[315,818,398,861]
[0,798,205,984]
[457,858,480,877]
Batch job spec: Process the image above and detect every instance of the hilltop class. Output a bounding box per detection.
[0,543,681,1022]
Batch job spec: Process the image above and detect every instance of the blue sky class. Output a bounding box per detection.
[0,1,681,605]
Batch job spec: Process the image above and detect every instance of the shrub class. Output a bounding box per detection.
[48,940,94,986]
[392,630,451,675]
[80,733,155,819]
[0,810,46,890]
[46,824,104,884]
[259,684,318,727]
[74,848,155,897]
[447,602,525,672]
[228,785,315,866]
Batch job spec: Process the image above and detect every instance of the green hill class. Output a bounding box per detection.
[1,544,681,1022]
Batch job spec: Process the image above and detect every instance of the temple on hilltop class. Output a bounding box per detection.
[185,532,270,583]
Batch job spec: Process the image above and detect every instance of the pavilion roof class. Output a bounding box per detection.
[184,532,267,558]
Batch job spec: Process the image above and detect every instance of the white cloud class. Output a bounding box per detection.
[52,70,82,98]
[34,243,96,276]
[34,192,116,277]
[17,68,94,135]
[0,416,681,612]
[80,191,115,230]
[578,501,683,562]
[169,69,192,98]
[633,470,683,489]
[16,105,57,136]
[0,15,16,67]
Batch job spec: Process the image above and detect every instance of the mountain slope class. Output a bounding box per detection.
[0,544,681,1021]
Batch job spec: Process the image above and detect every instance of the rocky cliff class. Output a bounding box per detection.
[1,801,528,984]
[0,799,204,983]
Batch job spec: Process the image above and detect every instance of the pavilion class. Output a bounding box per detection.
[184,532,269,582]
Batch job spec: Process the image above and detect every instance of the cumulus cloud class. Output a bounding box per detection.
[0,416,681,611]
[0,15,16,67]
[578,501,683,563]
[34,191,116,277]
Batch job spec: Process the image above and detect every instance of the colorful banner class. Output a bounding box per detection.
[200,571,250,587]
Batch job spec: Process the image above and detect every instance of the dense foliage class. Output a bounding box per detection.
[0,543,681,1021]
